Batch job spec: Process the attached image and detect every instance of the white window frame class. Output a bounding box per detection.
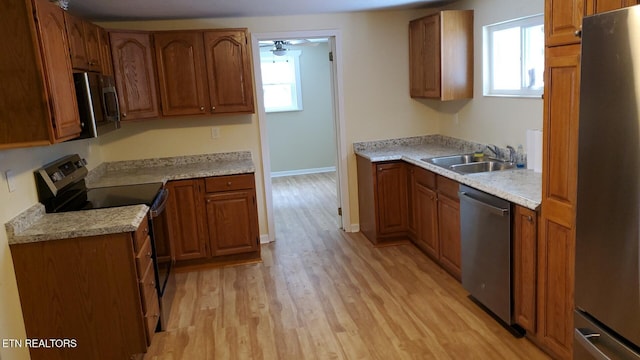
[260,50,303,113]
[483,14,544,98]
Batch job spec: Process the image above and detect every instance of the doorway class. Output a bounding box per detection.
[251,30,349,242]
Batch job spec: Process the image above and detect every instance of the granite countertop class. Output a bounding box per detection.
[6,151,255,245]
[86,151,255,188]
[354,135,541,210]
[6,204,149,245]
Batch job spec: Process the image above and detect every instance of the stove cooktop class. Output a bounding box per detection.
[60,182,163,212]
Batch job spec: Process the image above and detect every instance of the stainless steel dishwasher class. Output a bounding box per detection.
[459,184,519,333]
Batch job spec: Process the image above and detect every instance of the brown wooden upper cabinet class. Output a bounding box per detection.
[586,0,640,14]
[110,31,161,120]
[64,13,101,72]
[0,0,82,148]
[409,10,473,100]
[545,0,638,47]
[154,29,255,116]
[99,27,114,76]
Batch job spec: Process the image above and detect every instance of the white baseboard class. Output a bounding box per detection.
[345,224,359,233]
[270,166,336,178]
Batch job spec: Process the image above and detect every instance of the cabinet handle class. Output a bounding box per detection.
[200,106,205,111]
[211,106,216,112]
[206,199,211,203]
[526,215,533,222]
[227,181,232,186]
[146,252,152,258]
[575,29,582,38]
[144,227,148,234]
[121,113,127,118]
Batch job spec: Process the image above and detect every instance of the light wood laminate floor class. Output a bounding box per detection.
[144,172,549,359]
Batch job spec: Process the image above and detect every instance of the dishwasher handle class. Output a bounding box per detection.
[458,191,509,217]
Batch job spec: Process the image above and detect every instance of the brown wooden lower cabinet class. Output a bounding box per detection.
[410,166,439,259]
[167,173,260,265]
[513,205,538,335]
[434,175,462,280]
[10,219,154,360]
[356,155,409,245]
[166,179,208,261]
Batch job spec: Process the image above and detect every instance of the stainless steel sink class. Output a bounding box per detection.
[421,154,477,168]
[450,160,515,174]
[423,154,515,174]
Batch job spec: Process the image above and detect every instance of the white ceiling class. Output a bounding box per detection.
[67,0,456,21]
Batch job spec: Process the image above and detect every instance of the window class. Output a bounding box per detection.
[260,50,303,112]
[483,15,544,97]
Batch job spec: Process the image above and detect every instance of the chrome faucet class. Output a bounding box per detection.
[486,144,500,158]
[506,145,516,163]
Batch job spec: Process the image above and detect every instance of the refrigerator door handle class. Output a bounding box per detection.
[575,328,610,360]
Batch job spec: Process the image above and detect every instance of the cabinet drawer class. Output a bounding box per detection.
[205,174,254,193]
[138,260,158,315]
[437,175,459,199]
[133,218,150,252]
[135,235,153,279]
[415,167,436,189]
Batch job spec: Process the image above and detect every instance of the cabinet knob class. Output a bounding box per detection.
[121,113,127,118]
[200,106,205,111]
[206,199,211,203]
[227,181,232,186]
[146,252,152,258]
[575,29,582,38]
[211,106,216,112]
[526,215,533,222]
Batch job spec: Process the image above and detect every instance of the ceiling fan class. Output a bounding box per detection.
[259,39,321,56]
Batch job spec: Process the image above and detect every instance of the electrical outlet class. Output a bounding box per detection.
[210,127,221,139]
[5,170,16,192]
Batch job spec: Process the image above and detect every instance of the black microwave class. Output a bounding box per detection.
[73,72,121,139]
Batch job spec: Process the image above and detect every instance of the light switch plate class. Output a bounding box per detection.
[211,127,220,139]
[5,170,16,192]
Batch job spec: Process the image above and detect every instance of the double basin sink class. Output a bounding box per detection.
[423,154,516,174]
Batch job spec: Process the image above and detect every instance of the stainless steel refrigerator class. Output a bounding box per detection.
[575,4,640,359]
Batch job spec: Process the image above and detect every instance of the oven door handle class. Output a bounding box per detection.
[150,188,169,218]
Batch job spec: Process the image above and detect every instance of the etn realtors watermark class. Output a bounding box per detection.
[2,338,77,348]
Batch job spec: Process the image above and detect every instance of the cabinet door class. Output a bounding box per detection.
[154,31,210,116]
[545,0,584,47]
[205,190,259,256]
[110,31,160,120]
[414,182,439,260]
[538,44,580,360]
[437,194,461,280]
[203,30,255,113]
[409,14,440,98]
[98,27,113,76]
[64,12,89,70]
[166,180,208,261]
[33,0,81,141]
[83,21,102,72]
[375,162,408,235]
[586,0,639,14]
[514,205,537,335]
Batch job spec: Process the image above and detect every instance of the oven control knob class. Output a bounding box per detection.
[51,171,64,182]
[75,158,88,168]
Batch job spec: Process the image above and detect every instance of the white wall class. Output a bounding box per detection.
[264,42,337,173]
[437,0,545,147]
[0,139,103,360]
